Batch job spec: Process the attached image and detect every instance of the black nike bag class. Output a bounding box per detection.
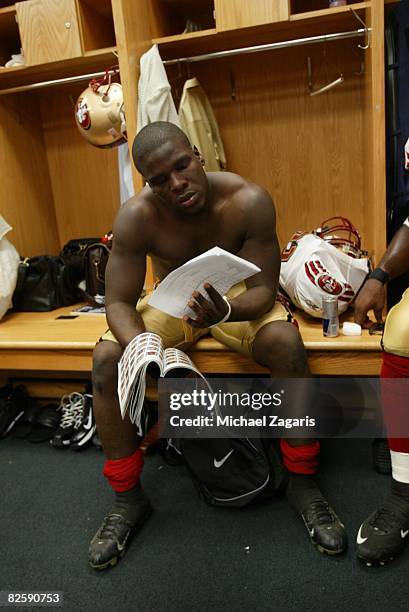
[172,437,288,508]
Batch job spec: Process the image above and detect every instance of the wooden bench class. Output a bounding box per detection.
[0,306,382,400]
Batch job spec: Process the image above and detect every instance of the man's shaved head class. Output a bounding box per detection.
[132,121,191,173]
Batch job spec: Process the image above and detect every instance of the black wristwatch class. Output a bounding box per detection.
[368,267,389,285]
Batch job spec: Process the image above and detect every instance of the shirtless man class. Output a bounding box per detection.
[89,121,346,570]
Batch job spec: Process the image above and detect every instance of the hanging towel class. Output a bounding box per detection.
[137,44,180,131]
[178,77,226,172]
[118,45,180,205]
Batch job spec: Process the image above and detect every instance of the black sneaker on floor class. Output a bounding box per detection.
[356,500,409,566]
[88,498,152,570]
[70,393,96,451]
[50,392,86,448]
[0,385,30,438]
[287,475,347,555]
[372,438,392,475]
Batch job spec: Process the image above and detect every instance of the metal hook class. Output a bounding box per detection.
[349,7,370,50]
[307,56,344,97]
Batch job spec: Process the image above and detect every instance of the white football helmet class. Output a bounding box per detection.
[75,67,126,149]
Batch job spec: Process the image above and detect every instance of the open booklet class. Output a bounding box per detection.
[118,332,209,433]
[148,246,261,318]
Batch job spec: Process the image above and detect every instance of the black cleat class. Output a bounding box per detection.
[299,498,347,555]
[286,474,347,555]
[89,496,152,570]
[356,502,409,566]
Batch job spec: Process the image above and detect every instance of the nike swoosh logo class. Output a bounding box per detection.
[83,410,93,430]
[214,449,234,469]
[357,525,368,545]
[401,530,409,539]
[117,531,130,551]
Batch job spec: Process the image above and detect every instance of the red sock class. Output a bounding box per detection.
[381,352,409,454]
[280,439,320,475]
[103,448,144,492]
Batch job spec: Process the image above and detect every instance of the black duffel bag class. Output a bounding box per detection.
[12,255,82,312]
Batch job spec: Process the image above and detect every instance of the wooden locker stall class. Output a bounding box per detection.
[0,0,122,257]
[0,0,391,391]
[0,0,389,264]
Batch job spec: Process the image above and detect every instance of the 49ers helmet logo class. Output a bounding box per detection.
[305,259,355,302]
[317,273,342,295]
[75,98,91,130]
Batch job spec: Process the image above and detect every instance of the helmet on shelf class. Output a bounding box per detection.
[313,216,362,259]
[75,66,127,149]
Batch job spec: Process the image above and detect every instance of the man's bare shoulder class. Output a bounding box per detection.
[209,171,274,212]
[113,186,157,248]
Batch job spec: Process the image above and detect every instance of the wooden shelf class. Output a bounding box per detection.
[290,1,370,21]
[152,28,217,45]
[155,3,370,60]
[0,5,15,17]
[0,49,117,92]
[83,46,117,57]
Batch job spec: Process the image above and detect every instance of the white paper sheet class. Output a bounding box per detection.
[148,247,261,318]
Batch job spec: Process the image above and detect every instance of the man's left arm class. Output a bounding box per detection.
[184,187,280,328]
[227,187,280,322]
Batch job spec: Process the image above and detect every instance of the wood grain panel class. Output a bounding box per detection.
[38,83,120,247]
[215,0,290,31]
[169,39,368,252]
[16,0,82,66]
[0,93,59,256]
[76,0,115,52]
[112,0,154,193]
[0,307,381,376]
[363,2,386,263]
[0,350,93,372]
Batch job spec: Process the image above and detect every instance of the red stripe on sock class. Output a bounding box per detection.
[280,439,320,475]
[103,448,144,492]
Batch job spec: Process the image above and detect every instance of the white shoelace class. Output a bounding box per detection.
[59,392,85,429]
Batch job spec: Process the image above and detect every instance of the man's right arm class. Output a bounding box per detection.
[354,222,409,327]
[104,201,150,348]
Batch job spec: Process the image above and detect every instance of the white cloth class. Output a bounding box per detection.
[178,77,226,172]
[118,45,180,206]
[0,215,20,321]
[404,216,409,228]
[280,233,369,318]
[137,45,180,131]
[118,143,134,205]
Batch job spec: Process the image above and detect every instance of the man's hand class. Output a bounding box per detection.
[353,278,386,328]
[183,283,229,328]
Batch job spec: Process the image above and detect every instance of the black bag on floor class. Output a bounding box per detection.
[170,437,287,508]
[12,255,81,312]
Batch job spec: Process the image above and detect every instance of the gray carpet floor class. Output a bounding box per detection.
[1,437,409,612]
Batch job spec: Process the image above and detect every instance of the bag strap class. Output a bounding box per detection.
[14,258,30,296]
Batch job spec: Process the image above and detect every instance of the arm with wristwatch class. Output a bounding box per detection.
[354,218,409,328]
